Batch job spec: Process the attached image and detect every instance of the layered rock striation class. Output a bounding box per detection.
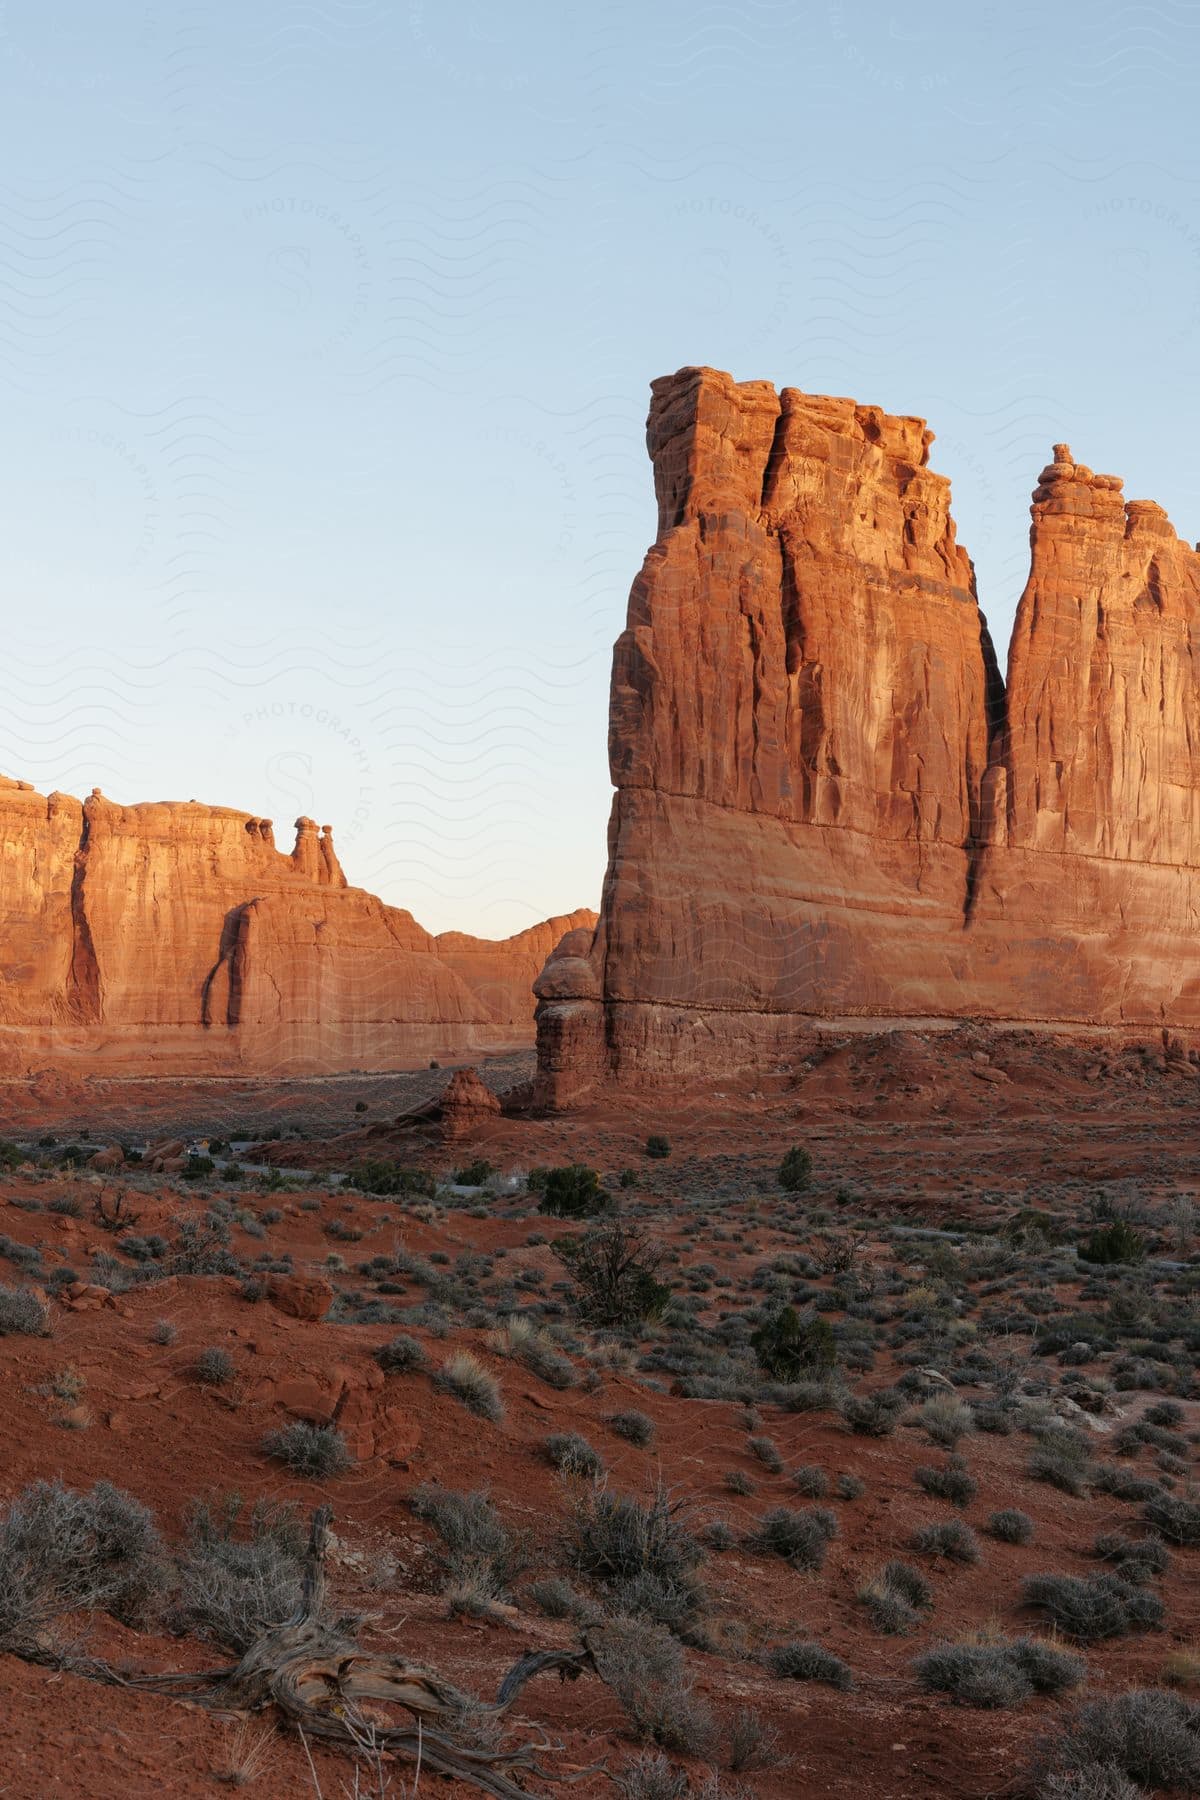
[0,776,593,1076]
[535,366,1200,1102]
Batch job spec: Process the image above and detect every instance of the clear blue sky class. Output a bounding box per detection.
[2,2,1199,933]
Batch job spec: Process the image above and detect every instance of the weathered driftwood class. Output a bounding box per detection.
[20,1507,601,1798]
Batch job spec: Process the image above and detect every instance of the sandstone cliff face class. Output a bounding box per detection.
[0,778,81,1033]
[615,367,999,838]
[535,367,1200,1102]
[0,779,595,1076]
[968,446,1200,1025]
[991,447,1200,862]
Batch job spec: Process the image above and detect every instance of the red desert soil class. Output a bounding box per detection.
[1,1025,1198,1797]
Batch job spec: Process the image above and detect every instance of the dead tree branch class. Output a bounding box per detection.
[12,1507,602,1799]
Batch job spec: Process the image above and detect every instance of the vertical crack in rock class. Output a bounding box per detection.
[68,801,101,1023]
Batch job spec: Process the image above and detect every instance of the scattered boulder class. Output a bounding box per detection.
[266,1273,334,1322]
[60,1282,117,1312]
[1052,1394,1114,1433]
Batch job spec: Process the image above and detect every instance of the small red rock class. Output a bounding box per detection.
[266,1273,335,1321]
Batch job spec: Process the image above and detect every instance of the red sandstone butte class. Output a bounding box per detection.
[0,777,594,1077]
[534,366,1200,1103]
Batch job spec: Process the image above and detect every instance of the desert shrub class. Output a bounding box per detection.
[556,1221,671,1328]
[524,1575,596,1623]
[1079,1221,1146,1265]
[434,1350,504,1422]
[1001,1208,1063,1247]
[644,1136,670,1160]
[915,1636,1084,1708]
[914,1456,977,1508]
[1143,1491,1200,1547]
[751,1306,836,1379]
[411,1485,521,1608]
[0,1283,49,1337]
[747,1435,783,1473]
[443,1562,510,1619]
[836,1472,866,1500]
[0,1232,44,1274]
[1162,1649,1200,1690]
[373,1333,428,1374]
[1035,1764,1140,1796]
[988,1508,1034,1545]
[166,1216,238,1278]
[726,1708,787,1773]
[1093,1532,1171,1582]
[1143,1400,1185,1429]
[766,1639,852,1689]
[770,1376,840,1413]
[777,1146,813,1192]
[915,1640,1031,1709]
[176,1496,307,1650]
[346,1160,435,1197]
[544,1432,606,1479]
[1022,1571,1164,1642]
[569,1483,702,1590]
[0,1480,165,1644]
[1116,1419,1180,1456]
[454,1158,494,1186]
[608,1410,655,1448]
[487,1315,577,1389]
[1092,1459,1163,1502]
[612,1753,688,1800]
[538,1165,607,1219]
[195,1346,234,1385]
[840,1387,906,1437]
[701,1519,736,1552]
[791,1465,830,1499]
[911,1519,980,1564]
[1032,1689,1200,1795]
[747,1506,837,1572]
[121,1233,168,1263]
[588,1616,715,1754]
[569,1482,704,1628]
[857,1560,932,1635]
[262,1421,350,1479]
[1014,1636,1090,1694]
[918,1394,975,1448]
[1029,1425,1094,1496]
[151,1319,177,1346]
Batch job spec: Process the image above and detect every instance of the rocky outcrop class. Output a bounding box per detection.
[535,366,1200,1103]
[968,443,1200,1022]
[0,777,595,1076]
[438,1065,503,1141]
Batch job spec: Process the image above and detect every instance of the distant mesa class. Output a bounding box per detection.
[0,775,594,1077]
[533,364,1200,1105]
